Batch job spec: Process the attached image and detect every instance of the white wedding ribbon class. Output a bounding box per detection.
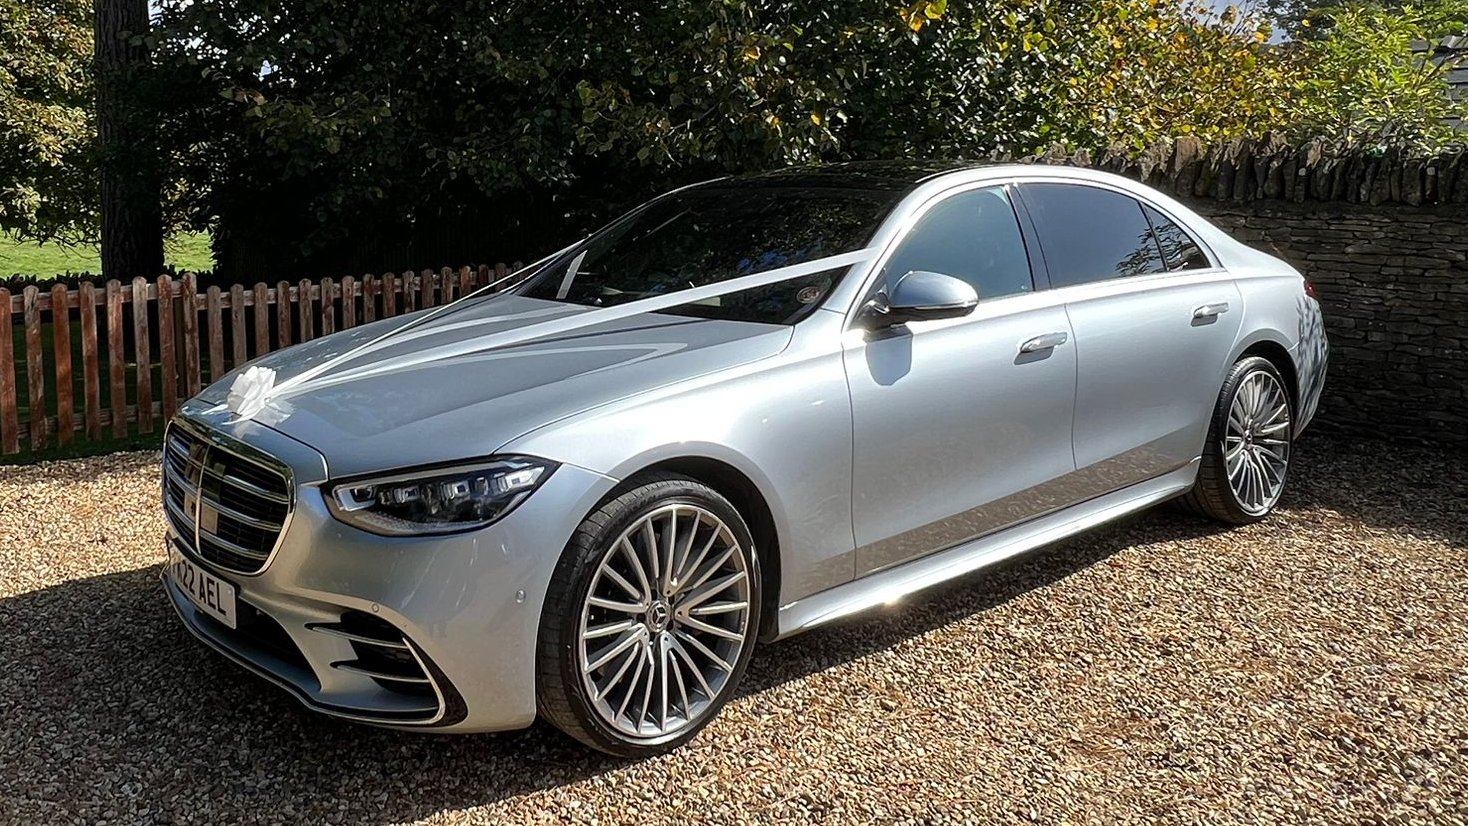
[224,246,875,419]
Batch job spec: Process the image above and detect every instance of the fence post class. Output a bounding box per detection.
[401,271,416,313]
[180,273,201,398]
[106,281,127,439]
[297,278,314,342]
[230,284,247,368]
[156,276,177,423]
[24,286,46,449]
[206,286,224,381]
[363,274,378,322]
[132,277,153,434]
[0,288,18,455]
[51,283,74,446]
[275,281,291,349]
[340,276,356,329]
[253,283,271,357]
[80,282,101,439]
[321,278,336,336]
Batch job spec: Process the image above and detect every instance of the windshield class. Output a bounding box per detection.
[517,184,902,324]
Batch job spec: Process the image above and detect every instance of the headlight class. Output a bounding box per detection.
[325,456,558,536]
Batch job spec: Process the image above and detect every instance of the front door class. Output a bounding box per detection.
[845,184,1079,576]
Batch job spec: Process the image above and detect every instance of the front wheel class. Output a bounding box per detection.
[1179,356,1294,524]
[536,473,760,757]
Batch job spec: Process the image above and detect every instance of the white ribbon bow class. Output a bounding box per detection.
[226,365,277,420]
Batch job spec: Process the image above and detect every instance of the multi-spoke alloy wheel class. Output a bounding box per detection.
[1179,355,1294,525]
[537,474,761,756]
[579,504,751,738]
[1224,370,1291,515]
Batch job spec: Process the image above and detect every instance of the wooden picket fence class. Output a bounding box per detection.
[0,264,520,457]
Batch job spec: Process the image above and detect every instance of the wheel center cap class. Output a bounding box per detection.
[647,600,671,633]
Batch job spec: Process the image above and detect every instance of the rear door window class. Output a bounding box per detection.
[1020,183,1166,287]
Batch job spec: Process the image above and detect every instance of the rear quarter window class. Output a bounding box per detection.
[1143,204,1212,271]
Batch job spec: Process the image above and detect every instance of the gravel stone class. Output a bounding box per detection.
[1,436,1464,825]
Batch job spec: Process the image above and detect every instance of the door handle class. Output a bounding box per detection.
[1018,331,1068,353]
[1193,302,1230,320]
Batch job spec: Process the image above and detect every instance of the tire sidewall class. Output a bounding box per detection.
[1209,356,1294,522]
[542,476,762,756]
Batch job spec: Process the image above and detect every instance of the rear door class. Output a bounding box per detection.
[845,184,1078,576]
[1018,181,1242,492]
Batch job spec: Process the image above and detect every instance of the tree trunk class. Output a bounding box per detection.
[94,0,162,280]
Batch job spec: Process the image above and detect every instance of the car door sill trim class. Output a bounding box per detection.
[773,458,1200,639]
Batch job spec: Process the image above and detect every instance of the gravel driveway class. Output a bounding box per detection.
[1,436,1464,826]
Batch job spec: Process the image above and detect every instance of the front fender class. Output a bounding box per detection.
[496,333,858,606]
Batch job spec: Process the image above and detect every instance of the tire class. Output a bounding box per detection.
[536,472,761,757]
[1178,356,1294,524]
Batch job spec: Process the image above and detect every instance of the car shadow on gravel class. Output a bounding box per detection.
[1,436,1460,825]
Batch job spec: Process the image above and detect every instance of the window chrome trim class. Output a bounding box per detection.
[836,169,1225,328]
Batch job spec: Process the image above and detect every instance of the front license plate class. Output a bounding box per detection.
[169,547,238,630]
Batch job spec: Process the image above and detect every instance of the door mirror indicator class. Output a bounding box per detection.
[862,271,978,328]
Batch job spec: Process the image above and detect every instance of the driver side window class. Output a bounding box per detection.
[883,186,1035,302]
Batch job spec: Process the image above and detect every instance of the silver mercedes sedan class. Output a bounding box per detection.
[162,162,1328,756]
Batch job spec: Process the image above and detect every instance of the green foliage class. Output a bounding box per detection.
[1287,1,1468,147]
[143,0,1108,264]
[1066,0,1468,151]
[9,0,1465,274]
[1068,1,1293,149]
[0,0,96,243]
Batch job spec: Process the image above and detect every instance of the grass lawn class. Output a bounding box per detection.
[1,231,214,279]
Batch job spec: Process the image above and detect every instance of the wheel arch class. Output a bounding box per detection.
[1234,337,1299,414]
[625,455,783,641]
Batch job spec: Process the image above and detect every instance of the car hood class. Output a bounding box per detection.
[190,295,793,477]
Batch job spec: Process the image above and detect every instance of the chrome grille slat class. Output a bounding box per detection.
[167,471,200,499]
[205,467,291,504]
[200,532,270,560]
[205,498,283,531]
[163,422,292,574]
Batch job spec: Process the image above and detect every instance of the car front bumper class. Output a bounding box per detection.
[163,410,619,732]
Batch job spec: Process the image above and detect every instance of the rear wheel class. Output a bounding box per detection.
[1179,356,1293,524]
[537,473,760,757]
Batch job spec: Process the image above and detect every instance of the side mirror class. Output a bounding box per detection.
[861,270,978,328]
